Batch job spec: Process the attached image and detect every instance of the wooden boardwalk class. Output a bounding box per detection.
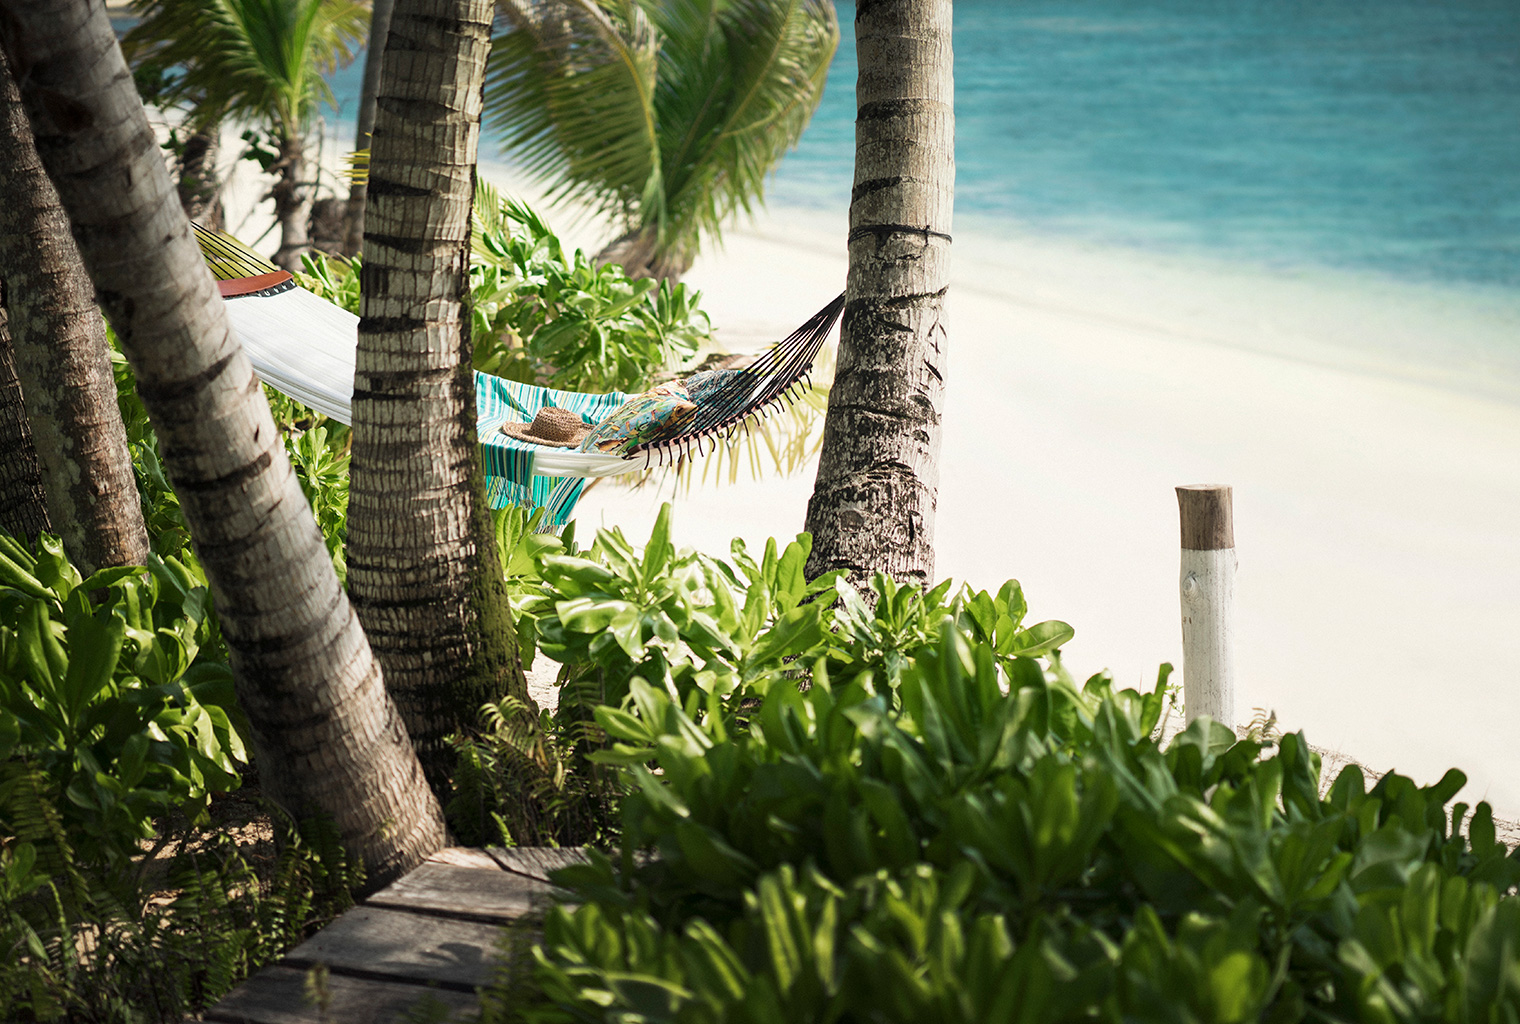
[202,847,586,1024]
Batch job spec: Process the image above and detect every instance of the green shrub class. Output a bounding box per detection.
[297,186,710,396]
[0,528,365,1022]
[479,515,1520,1024]
[0,532,245,879]
[470,184,708,393]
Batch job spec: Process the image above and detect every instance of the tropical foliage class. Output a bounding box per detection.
[298,186,711,394]
[487,0,838,280]
[471,183,710,392]
[123,0,369,268]
[480,546,1520,1024]
[0,527,361,1022]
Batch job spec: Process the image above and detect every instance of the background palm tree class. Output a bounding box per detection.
[489,0,838,281]
[0,48,150,574]
[123,0,368,270]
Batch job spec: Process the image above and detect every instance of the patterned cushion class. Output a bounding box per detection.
[578,381,699,455]
[681,368,747,405]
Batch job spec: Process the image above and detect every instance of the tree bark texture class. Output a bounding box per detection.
[0,0,445,890]
[0,47,149,574]
[177,123,225,229]
[350,0,528,793]
[341,0,397,256]
[803,0,953,590]
[0,300,52,542]
[595,226,690,284]
[270,133,312,271]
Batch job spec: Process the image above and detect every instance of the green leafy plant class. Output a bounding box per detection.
[471,183,708,392]
[476,520,1520,1023]
[0,525,366,1022]
[0,532,245,879]
[296,187,710,395]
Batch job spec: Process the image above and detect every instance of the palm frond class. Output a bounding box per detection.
[485,0,836,269]
[488,0,664,226]
[657,0,838,258]
[123,0,367,135]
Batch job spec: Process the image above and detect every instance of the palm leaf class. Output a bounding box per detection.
[489,0,664,226]
[485,0,836,270]
[123,0,367,135]
[656,0,837,257]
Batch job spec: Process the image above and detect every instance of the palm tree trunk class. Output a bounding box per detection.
[350,0,529,793]
[803,0,953,590]
[178,123,225,229]
[595,226,691,283]
[0,299,51,543]
[0,48,149,574]
[270,133,312,271]
[341,0,397,256]
[0,0,446,890]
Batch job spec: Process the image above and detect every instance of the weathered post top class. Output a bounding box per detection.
[1176,484,1234,551]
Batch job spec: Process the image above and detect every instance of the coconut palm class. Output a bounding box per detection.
[804,0,953,590]
[9,0,445,889]
[489,0,838,281]
[123,0,368,270]
[350,0,530,793]
[0,48,150,573]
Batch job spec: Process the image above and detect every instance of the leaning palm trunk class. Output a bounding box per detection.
[341,0,396,255]
[0,0,446,889]
[0,48,149,574]
[0,302,50,542]
[270,133,312,271]
[804,0,953,589]
[349,0,528,792]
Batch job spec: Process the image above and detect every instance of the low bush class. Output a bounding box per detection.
[476,513,1520,1024]
[298,186,710,395]
[0,531,361,1022]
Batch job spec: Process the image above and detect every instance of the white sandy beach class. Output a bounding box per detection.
[573,202,1520,818]
[217,135,1520,820]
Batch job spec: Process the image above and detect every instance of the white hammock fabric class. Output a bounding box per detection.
[221,286,638,480]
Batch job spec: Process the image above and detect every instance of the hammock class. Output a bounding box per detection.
[194,226,843,525]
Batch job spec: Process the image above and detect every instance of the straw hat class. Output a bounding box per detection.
[497,406,593,448]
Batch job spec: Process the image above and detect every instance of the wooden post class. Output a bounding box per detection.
[1177,485,1236,727]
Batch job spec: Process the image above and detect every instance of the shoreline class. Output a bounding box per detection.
[211,135,1520,821]
[570,184,1520,821]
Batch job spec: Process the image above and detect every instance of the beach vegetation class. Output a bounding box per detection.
[481,556,1520,1023]
[486,0,838,281]
[122,0,369,270]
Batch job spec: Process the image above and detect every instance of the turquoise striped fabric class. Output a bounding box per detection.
[474,372,630,526]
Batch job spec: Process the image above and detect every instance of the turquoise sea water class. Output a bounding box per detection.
[769,0,1520,291]
[318,0,1520,291]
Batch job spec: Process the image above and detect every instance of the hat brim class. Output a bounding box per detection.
[497,421,592,448]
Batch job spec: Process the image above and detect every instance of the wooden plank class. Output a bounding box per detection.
[429,846,506,871]
[485,846,590,883]
[366,862,558,923]
[203,965,476,1024]
[282,906,506,988]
